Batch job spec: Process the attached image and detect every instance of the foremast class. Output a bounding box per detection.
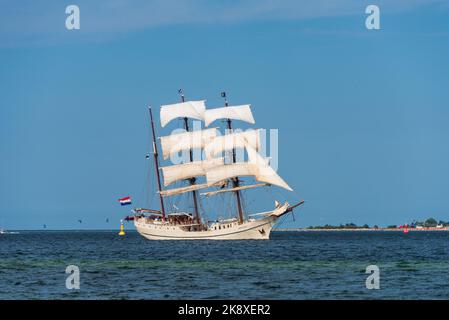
[221,92,245,224]
[149,107,166,222]
[179,89,201,227]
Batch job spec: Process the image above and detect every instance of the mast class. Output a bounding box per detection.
[221,91,245,224]
[178,89,201,226]
[149,107,166,221]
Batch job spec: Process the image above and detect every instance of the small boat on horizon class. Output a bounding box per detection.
[0,229,19,235]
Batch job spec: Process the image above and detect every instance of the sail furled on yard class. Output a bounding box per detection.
[160,100,206,127]
[204,129,261,159]
[204,105,255,127]
[160,180,227,197]
[160,128,218,160]
[160,158,224,186]
[201,183,268,197]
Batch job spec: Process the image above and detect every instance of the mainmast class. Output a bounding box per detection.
[179,89,201,226]
[149,107,166,222]
[221,92,245,224]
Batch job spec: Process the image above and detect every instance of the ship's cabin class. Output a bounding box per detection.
[134,209,196,226]
[136,212,196,226]
[167,212,194,225]
[208,218,239,231]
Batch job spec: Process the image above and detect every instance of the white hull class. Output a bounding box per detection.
[134,202,291,240]
[135,217,277,240]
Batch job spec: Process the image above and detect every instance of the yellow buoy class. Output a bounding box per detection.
[118,222,126,236]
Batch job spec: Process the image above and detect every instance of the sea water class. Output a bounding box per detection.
[0,230,448,299]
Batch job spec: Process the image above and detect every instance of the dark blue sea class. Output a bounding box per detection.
[1,230,448,300]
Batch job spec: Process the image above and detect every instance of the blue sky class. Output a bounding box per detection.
[1,1,449,229]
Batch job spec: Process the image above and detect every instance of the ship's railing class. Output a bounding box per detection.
[247,211,272,217]
[137,215,202,227]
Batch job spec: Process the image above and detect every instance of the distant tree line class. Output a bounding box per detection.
[307,218,449,230]
[307,223,374,230]
[410,218,449,228]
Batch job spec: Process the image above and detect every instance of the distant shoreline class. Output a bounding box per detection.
[3,228,449,232]
[275,228,449,232]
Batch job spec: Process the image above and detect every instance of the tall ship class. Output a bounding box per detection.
[132,91,303,240]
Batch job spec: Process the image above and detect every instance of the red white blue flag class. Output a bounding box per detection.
[118,196,132,206]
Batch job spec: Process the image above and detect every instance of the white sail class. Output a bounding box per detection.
[207,163,292,191]
[204,105,255,127]
[206,163,256,185]
[160,128,217,160]
[206,151,292,191]
[201,183,268,197]
[246,145,293,191]
[204,129,261,159]
[254,164,292,191]
[161,158,224,186]
[160,181,227,197]
[160,100,206,127]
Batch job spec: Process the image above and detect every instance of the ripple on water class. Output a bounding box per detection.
[1,231,449,299]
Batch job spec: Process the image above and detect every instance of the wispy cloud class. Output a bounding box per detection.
[0,0,446,47]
